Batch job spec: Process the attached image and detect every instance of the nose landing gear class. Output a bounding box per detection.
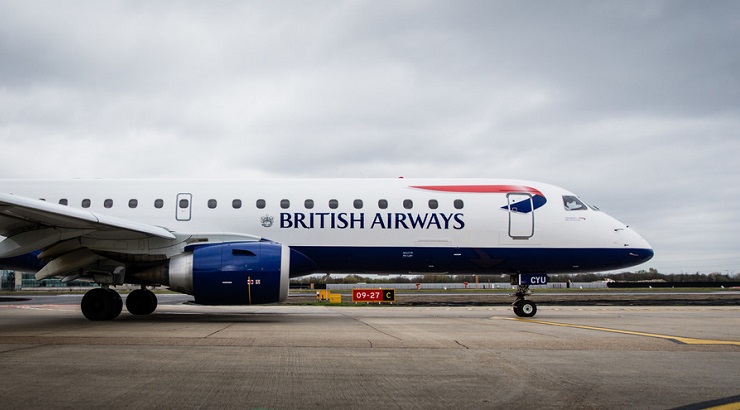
[512,284,537,317]
[510,274,547,317]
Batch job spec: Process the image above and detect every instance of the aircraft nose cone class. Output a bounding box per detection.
[629,247,654,264]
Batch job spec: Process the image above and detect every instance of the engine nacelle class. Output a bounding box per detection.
[168,241,289,305]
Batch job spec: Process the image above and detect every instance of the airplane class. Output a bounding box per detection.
[0,178,653,320]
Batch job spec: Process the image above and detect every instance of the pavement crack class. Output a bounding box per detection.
[340,312,403,341]
[0,343,48,355]
[454,340,469,349]
[203,323,236,338]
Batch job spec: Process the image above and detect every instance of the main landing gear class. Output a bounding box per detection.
[81,286,158,320]
[512,284,537,318]
[125,287,158,316]
[81,287,122,321]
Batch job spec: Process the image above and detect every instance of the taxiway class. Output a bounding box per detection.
[1,295,738,409]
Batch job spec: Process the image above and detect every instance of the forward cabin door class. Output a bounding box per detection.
[176,193,192,221]
[507,193,534,239]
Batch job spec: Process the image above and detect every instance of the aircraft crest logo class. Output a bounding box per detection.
[260,215,274,228]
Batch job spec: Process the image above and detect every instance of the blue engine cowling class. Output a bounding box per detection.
[168,241,290,305]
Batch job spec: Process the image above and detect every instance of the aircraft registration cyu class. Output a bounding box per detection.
[0,178,653,319]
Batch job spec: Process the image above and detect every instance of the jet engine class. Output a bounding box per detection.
[167,241,290,305]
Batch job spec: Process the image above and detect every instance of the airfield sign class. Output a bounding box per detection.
[352,289,396,303]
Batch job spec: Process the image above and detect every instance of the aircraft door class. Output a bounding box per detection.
[176,193,192,221]
[507,193,534,239]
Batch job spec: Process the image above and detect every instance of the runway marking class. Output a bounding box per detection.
[674,394,740,410]
[705,402,740,410]
[509,318,740,346]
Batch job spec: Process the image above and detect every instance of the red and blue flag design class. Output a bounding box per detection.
[410,185,547,214]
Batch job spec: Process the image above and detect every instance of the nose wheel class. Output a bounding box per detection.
[513,299,537,317]
[511,283,538,317]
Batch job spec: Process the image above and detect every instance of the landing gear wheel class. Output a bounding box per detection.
[512,300,522,317]
[511,282,537,318]
[149,289,158,312]
[517,300,537,317]
[81,288,122,321]
[108,290,123,320]
[125,289,158,315]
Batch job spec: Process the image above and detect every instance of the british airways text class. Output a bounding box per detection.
[280,212,465,230]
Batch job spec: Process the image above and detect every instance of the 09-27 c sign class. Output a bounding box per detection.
[352,289,396,303]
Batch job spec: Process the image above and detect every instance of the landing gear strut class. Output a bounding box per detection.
[81,287,122,321]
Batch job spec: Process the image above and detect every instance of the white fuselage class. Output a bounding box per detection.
[0,178,653,275]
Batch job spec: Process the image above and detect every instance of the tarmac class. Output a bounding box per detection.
[1,294,739,409]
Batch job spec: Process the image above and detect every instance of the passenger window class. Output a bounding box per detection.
[104,199,113,208]
[428,199,438,210]
[353,199,363,209]
[454,199,464,210]
[129,199,138,209]
[232,199,242,209]
[403,199,413,209]
[304,199,314,209]
[563,196,588,211]
[256,199,266,209]
[378,199,388,209]
[82,199,91,208]
[329,199,338,209]
[154,199,164,209]
[208,199,217,209]
[280,199,290,209]
[59,199,68,206]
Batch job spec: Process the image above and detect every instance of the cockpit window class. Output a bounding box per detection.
[563,196,588,211]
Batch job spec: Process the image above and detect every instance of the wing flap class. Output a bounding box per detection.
[0,228,95,258]
[35,248,100,280]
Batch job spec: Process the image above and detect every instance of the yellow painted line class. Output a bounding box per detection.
[508,318,740,346]
[680,395,740,410]
[705,402,740,410]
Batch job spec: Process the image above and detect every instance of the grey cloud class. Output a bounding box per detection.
[0,1,738,273]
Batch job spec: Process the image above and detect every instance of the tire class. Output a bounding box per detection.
[512,300,523,317]
[519,300,537,318]
[126,289,158,315]
[147,289,158,313]
[107,290,123,320]
[81,288,114,321]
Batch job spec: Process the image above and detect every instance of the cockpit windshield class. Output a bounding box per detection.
[562,195,599,211]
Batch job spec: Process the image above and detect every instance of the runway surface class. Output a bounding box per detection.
[1,295,739,409]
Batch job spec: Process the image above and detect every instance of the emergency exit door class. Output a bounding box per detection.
[507,193,534,239]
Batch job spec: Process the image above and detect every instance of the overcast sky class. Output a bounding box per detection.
[1,1,738,275]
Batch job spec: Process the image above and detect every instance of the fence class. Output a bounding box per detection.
[325,282,609,290]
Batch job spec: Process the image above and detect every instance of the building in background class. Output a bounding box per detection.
[0,270,94,290]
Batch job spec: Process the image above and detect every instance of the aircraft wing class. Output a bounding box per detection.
[0,193,175,259]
